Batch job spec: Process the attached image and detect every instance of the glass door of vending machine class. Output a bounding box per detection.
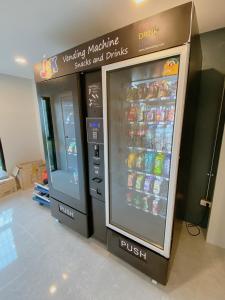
[37,74,87,213]
[103,45,190,258]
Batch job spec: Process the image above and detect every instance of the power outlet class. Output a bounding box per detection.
[200,199,212,208]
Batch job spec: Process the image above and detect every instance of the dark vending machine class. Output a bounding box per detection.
[84,71,107,244]
[37,74,90,237]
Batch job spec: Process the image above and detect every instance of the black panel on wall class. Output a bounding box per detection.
[176,28,225,227]
[177,69,225,226]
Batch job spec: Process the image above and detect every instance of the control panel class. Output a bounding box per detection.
[86,117,104,201]
[86,118,104,144]
[84,70,106,244]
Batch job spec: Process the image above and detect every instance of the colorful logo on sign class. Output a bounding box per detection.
[162,58,179,76]
[40,56,58,79]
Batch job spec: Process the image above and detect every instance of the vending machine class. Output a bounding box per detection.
[34,2,201,283]
[36,74,91,237]
[103,45,193,283]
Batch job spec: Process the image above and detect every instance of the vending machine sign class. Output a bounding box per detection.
[34,2,192,82]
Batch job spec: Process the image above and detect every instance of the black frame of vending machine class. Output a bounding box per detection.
[37,74,90,237]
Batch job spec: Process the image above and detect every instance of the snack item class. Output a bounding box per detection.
[126,86,133,100]
[145,106,156,122]
[127,152,137,169]
[135,174,145,190]
[166,104,175,122]
[128,172,136,188]
[127,106,137,122]
[158,80,170,97]
[137,84,146,99]
[156,106,166,122]
[127,85,139,100]
[153,153,165,176]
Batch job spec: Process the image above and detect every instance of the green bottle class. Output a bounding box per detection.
[153,153,165,176]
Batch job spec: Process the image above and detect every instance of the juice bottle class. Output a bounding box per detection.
[144,151,155,173]
[133,193,141,209]
[155,125,164,151]
[135,174,145,190]
[142,196,150,212]
[164,125,173,152]
[152,198,160,216]
[137,104,145,121]
[144,125,155,148]
[153,153,165,176]
[163,154,171,178]
[127,172,136,188]
[128,123,136,146]
[127,152,137,169]
[126,192,133,206]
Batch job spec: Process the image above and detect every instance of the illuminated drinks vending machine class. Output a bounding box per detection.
[103,17,202,284]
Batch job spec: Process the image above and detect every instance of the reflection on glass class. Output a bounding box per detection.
[0,228,17,271]
[108,56,179,248]
[41,92,80,200]
[0,209,13,228]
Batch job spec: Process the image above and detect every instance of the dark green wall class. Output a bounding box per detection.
[180,28,225,227]
[200,28,225,74]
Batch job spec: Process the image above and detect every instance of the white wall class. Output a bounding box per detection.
[0,74,44,173]
[207,126,225,248]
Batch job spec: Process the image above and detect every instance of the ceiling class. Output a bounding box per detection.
[1,0,225,79]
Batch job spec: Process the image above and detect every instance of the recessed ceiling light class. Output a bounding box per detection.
[14,56,28,65]
[134,0,145,4]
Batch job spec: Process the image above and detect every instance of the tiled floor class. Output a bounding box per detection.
[0,190,225,300]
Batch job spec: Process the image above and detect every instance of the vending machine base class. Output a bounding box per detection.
[51,197,90,238]
[107,229,169,285]
[91,197,107,243]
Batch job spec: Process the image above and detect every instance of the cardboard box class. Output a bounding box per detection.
[13,160,46,190]
[0,176,17,198]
